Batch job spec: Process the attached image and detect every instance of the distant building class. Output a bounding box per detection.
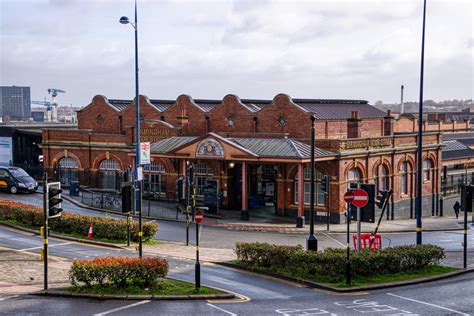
[0,86,31,121]
[31,109,46,122]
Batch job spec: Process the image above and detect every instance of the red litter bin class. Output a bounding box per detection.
[353,234,382,250]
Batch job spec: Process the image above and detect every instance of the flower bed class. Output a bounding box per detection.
[0,199,158,242]
[235,242,445,279]
[69,257,169,288]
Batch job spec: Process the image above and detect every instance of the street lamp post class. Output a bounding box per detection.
[307,115,318,251]
[416,0,427,245]
[120,0,142,257]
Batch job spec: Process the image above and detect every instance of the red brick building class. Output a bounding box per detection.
[42,93,458,223]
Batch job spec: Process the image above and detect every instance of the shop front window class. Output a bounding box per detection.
[294,167,326,206]
[58,157,79,186]
[99,159,120,190]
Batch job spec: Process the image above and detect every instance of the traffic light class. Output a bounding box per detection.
[188,164,195,186]
[375,190,390,208]
[461,184,473,213]
[47,183,63,218]
[360,184,375,223]
[121,185,133,213]
[321,175,329,194]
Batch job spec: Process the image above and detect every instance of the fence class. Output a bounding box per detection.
[80,189,185,221]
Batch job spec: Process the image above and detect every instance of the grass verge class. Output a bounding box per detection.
[232,260,457,288]
[66,278,222,295]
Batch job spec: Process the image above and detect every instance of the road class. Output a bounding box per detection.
[0,225,473,315]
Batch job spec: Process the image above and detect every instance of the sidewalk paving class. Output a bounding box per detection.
[0,247,70,296]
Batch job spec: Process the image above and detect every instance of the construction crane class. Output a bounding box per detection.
[47,88,66,122]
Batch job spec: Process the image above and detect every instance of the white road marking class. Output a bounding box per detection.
[439,239,455,242]
[387,293,470,316]
[10,242,76,252]
[0,295,19,301]
[207,303,237,316]
[321,232,345,247]
[94,300,151,316]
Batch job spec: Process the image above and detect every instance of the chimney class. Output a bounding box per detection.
[347,111,361,139]
[400,85,405,114]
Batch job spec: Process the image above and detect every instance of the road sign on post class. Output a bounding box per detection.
[195,210,204,224]
[140,142,151,165]
[194,207,206,290]
[344,191,354,204]
[352,189,369,208]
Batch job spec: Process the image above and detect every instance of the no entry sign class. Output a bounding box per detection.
[352,189,369,208]
[195,210,204,224]
[344,191,354,203]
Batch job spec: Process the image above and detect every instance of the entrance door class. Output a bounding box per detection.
[228,163,242,210]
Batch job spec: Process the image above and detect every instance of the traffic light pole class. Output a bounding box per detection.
[464,199,468,269]
[369,189,393,249]
[345,203,351,285]
[42,172,48,291]
[195,221,200,289]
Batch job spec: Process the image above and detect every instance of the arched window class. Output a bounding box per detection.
[400,161,409,195]
[346,168,361,189]
[58,157,79,186]
[423,159,433,181]
[144,162,166,196]
[99,159,120,190]
[374,164,388,193]
[294,167,326,206]
[195,162,213,196]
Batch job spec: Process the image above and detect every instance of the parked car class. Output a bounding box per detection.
[0,166,38,194]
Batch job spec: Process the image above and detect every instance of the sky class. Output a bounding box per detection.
[0,0,472,107]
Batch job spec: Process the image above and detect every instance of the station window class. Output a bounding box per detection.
[195,162,213,196]
[423,159,433,181]
[99,159,120,190]
[144,162,166,196]
[294,167,326,206]
[400,161,409,195]
[58,157,79,186]
[374,164,388,193]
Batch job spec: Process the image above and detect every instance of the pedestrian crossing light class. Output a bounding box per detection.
[48,183,63,218]
[375,190,390,208]
[321,175,329,194]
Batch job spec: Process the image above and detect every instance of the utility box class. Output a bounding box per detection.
[69,181,80,197]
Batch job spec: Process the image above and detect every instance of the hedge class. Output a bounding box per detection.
[69,257,169,288]
[235,242,445,278]
[0,199,158,242]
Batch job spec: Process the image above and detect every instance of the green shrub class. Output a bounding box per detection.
[235,242,445,278]
[0,199,158,242]
[69,257,169,288]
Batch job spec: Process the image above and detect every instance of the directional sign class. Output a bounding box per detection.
[344,191,354,204]
[352,189,369,208]
[195,210,204,224]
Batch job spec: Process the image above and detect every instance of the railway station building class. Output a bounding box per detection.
[41,94,472,223]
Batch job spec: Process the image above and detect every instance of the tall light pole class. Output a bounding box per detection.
[416,0,427,245]
[120,0,142,257]
[307,115,318,251]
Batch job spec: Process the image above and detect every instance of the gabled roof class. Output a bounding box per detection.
[443,132,474,141]
[150,136,198,154]
[192,99,221,112]
[292,99,386,119]
[149,99,175,112]
[228,138,334,158]
[108,99,131,112]
[150,134,335,159]
[442,140,474,160]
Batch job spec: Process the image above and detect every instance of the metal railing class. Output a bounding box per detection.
[81,190,122,211]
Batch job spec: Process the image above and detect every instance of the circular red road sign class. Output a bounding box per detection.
[344,191,354,203]
[195,210,204,224]
[352,189,369,208]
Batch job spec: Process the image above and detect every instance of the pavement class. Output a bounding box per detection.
[58,189,470,234]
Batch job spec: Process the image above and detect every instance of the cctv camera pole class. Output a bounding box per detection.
[42,172,48,291]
